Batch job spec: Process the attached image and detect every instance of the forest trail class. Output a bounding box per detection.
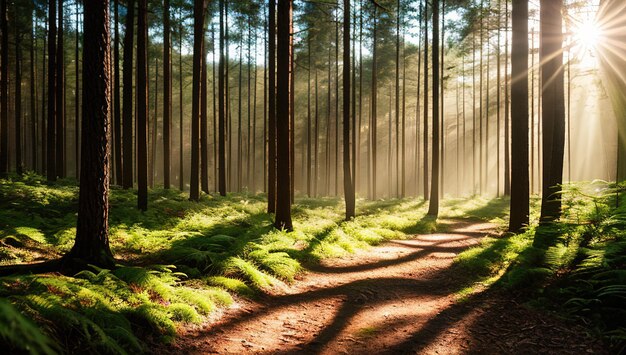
[165,220,605,355]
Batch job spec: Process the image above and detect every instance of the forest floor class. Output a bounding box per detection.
[165,220,606,355]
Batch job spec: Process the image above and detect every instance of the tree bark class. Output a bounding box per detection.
[504,0,511,196]
[371,5,378,199]
[65,0,115,269]
[179,17,184,191]
[218,0,226,195]
[46,0,57,181]
[75,2,80,179]
[163,0,172,189]
[56,0,65,179]
[122,0,134,189]
[395,0,401,197]
[538,0,565,227]
[343,0,355,219]
[509,0,529,233]
[267,0,277,208]
[190,0,206,202]
[31,17,37,171]
[427,0,440,217]
[15,31,23,175]
[201,28,209,194]
[274,0,293,230]
[0,0,6,177]
[423,2,429,200]
[114,0,122,185]
[136,0,148,210]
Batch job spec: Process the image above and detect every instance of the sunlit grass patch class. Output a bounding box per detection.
[0,175,515,352]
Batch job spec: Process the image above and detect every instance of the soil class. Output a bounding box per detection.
[163,220,607,354]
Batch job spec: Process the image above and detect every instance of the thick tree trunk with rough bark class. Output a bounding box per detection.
[274,0,292,231]
[65,0,115,269]
[190,0,206,202]
[509,0,529,233]
[538,0,565,228]
[267,0,277,209]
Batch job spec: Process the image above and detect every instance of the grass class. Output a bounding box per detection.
[0,173,509,353]
[451,181,626,352]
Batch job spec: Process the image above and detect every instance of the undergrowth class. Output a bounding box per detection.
[453,180,626,352]
[0,173,508,353]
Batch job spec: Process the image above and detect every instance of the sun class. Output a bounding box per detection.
[571,17,603,67]
[574,19,602,51]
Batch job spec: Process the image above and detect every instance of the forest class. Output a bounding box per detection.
[0,0,625,353]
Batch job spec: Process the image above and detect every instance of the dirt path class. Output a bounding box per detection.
[165,221,606,354]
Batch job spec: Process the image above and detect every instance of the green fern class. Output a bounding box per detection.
[0,299,59,355]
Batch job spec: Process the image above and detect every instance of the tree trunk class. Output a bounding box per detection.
[65,0,115,269]
[218,0,226,196]
[479,0,484,195]
[179,17,184,191]
[334,10,339,196]
[122,0,134,189]
[371,6,378,199]
[56,0,65,179]
[237,35,243,191]
[190,0,206,202]
[504,0,511,196]
[423,2,429,200]
[395,0,401,197]
[247,23,252,190]
[508,0,529,233]
[31,17,37,171]
[0,0,6,177]
[401,31,406,197]
[41,19,47,174]
[326,46,331,196]
[252,27,258,193]
[415,0,422,196]
[46,0,57,181]
[472,32,476,194]
[307,37,312,197]
[358,0,363,195]
[496,0,502,197]
[136,0,148,210]
[267,0,277,207]
[150,58,158,188]
[427,0,440,217]
[201,29,209,194]
[343,0,355,219]
[163,0,171,189]
[314,66,320,197]
[15,31,23,175]
[212,24,218,192]
[530,28,535,194]
[538,0,565,227]
[274,0,293,230]
[114,0,122,185]
[75,2,80,179]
